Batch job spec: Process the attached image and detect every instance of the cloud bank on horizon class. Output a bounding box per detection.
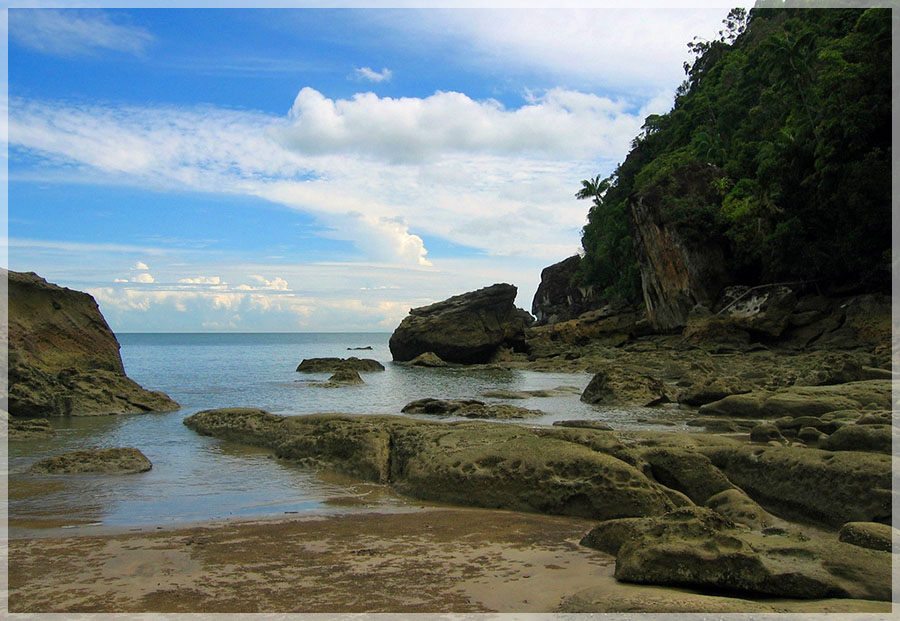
[6,5,754,332]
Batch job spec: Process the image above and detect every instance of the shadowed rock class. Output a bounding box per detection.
[7,270,179,417]
[296,357,384,373]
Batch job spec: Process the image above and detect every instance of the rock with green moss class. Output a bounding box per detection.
[30,447,152,474]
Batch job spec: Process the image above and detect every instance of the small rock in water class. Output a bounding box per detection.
[30,447,152,475]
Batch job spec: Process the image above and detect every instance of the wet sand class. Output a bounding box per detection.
[7,507,892,614]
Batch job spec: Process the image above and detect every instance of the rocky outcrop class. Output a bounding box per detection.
[401,398,544,419]
[582,506,891,601]
[7,270,179,417]
[389,284,533,364]
[30,447,152,474]
[531,255,605,325]
[838,522,895,552]
[629,163,731,332]
[6,417,54,440]
[295,357,384,373]
[580,367,668,407]
[184,410,678,521]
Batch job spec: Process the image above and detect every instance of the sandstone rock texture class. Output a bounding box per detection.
[30,447,153,474]
[401,398,543,419]
[7,270,179,417]
[389,283,532,364]
[530,255,604,325]
[295,357,385,373]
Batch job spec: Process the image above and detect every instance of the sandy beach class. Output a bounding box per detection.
[7,506,892,615]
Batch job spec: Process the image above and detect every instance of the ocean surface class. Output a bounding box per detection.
[8,332,681,533]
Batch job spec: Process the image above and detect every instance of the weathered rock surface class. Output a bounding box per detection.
[552,420,614,431]
[582,506,891,601]
[481,386,581,399]
[698,380,891,419]
[630,163,732,332]
[701,443,891,526]
[327,370,365,385]
[389,283,532,364]
[6,416,54,440]
[581,367,668,407]
[819,424,893,454]
[7,270,179,417]
[184,410,678,521]
[295,357,384,373]
[401,398,543,419]
[30,447,152,474]
[838,522,895,552]
[530,255,605,325]
[405,352,452,367]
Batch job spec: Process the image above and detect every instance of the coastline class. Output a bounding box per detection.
[8,506,891,615]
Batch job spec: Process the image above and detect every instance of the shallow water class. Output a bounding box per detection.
[8,332,685,532]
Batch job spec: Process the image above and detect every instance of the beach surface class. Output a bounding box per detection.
[8,507,892,614]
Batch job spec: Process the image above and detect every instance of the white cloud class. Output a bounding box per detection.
[134,261,149,270]
[179,276,223,285]
[354,67,392,83]
[131,272,155,284]
[9,9,154,57]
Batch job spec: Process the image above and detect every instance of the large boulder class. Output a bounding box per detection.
[581,367,668,407]
[389,283,532,364]
[7,270,179,417]
[530,255,605,325]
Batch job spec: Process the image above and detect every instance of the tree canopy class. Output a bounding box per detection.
[577,7,891,303]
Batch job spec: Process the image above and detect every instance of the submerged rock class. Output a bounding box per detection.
[401,398,543,419]
[295,357,384,373]
[389,283,532,364]
[30,447,152,474]
[7,270,179,417]
[326,370,365,385]
[406,352,452,367]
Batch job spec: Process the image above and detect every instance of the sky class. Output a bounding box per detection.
[4,2,756,332]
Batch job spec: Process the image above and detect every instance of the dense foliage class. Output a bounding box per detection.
[577,8,891,302]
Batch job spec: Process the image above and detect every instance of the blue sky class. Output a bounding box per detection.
[5,3,754,332]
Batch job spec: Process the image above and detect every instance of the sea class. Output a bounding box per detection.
[7,332,680,534]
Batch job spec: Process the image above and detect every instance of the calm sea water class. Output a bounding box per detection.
[8,332,678,533]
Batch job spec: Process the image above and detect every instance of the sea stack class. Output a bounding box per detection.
[6,269,179,417]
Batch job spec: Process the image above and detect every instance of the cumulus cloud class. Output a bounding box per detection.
[354,67,392,82]
[8,83,664,262]
[178,276,223,285]
[131,272,155,284]
[9,9,154,57]
[134,261,149,270]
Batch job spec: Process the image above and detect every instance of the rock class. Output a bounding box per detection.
[637,446,734,504]
[525,306,637,358]
[400,398,543,419]
[552,420,614,431]
[704,489,778,530]
[680,312,751,353]
[702,444,891,527]
[389,284,532,364]
[793,352,867,386]
[797,426,828,445]
[482,386,581,399]
[295,357,384,373]
[586,506,891,601]
[581,368,668,407]
[677,374,750,406]
[720,285,798,338]
[685,417,756,433]
[811,294,891,351]
[699,380,891,419]
[854,410,892,425]
[819,424,893,454]
[838,522,895,552]
[326,369,364,385]
[531,255,605,325]
[405,352,451,367]
[630,162,731,332]
[347,346,373,350]
[774,414,846,435]
[184,410,677,521]
[30,447,152,474]
[749,423,787,444]
[7,417,54,440]
[7,270,179,417]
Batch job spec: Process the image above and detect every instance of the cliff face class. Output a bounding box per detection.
[7,270,179,417]
[629,169,731,332]
[530,255,605,326]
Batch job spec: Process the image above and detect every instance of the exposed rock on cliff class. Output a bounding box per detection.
[389,283,532,364]
[7,270,179,417]
[630,164,732,332]
[531,255,604,325]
